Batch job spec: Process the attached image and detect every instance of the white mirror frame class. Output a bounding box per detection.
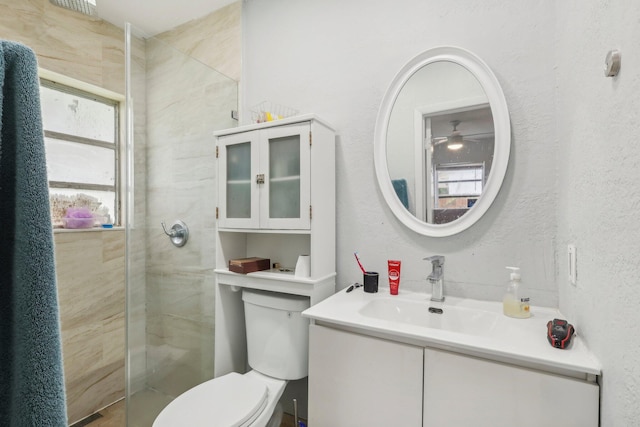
[374,46,510,237]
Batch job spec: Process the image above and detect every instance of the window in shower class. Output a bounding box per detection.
[40,78,120,227]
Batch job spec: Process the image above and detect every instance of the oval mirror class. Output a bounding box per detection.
[374,46,510,237]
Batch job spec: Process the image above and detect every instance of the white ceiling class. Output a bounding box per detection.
[95,0,237,37]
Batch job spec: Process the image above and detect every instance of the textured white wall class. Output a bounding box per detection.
[555,1,640,424]
[243,0,558,305]
[243,0,640,424]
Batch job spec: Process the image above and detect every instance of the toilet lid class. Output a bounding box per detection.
[154,372,268,427]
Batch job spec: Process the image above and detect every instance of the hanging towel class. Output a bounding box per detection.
[391,178,409,209]
[0,40,67,426]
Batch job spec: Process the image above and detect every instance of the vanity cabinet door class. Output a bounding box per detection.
[308,324,423,427]
[423,348,599,427]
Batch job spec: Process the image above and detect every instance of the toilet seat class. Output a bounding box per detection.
[153,372,268,427]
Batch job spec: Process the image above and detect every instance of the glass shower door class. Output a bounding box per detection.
[125,23,238,427]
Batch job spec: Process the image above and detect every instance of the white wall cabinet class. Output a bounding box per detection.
[308,324,599,427]
[423,348,599,427]
[217,122,312,230]
[213,115,336,377]
[308,324,424,427]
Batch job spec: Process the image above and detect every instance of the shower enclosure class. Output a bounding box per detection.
[124,23,238,426]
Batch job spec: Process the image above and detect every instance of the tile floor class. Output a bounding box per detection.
[72,397,306,427]
[70,399,124,427]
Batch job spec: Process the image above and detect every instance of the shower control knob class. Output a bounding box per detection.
[161,220,189,247]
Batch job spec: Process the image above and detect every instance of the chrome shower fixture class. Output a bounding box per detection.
[49,0,97,16]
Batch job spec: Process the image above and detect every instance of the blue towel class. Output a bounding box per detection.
[391,178,409,209]
[0,40,67,426]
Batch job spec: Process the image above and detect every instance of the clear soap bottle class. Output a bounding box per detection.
[503,267,530,318]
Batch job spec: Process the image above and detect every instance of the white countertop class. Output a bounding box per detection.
[303,286,601,377]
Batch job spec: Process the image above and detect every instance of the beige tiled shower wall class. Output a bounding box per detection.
[0,0,126,94]
[0,1,131,424]
[156,1,241,82]
[143,2,240,399]
[54,230,126,424]
[0,0,241,423]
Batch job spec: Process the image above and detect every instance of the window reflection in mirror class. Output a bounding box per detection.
[434,163,483,223]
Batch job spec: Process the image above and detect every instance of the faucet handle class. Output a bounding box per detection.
[424,255,445,268]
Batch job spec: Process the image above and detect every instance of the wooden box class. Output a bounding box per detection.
[229,257,271,274]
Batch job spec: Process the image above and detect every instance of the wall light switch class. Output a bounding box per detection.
[568,244,577,286]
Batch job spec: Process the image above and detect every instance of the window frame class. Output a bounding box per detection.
[434,162,485,209]
[40,78,121,226]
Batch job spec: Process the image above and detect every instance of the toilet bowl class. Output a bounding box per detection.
[153,289,310,427]
[153,370,286,427]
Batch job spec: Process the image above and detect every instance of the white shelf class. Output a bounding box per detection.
[217,228,311,234]
[215,268,336,300]
[270,175,301,183]
[214,114,335,137]
[216,267,333,283]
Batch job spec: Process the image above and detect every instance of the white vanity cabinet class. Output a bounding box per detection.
[307,324,599,427]
[308,324,424,427]
[423,348,599,427]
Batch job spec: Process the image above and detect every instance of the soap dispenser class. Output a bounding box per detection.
[503,267,530,319]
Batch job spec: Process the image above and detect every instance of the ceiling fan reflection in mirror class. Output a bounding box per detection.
[432,120,491,151]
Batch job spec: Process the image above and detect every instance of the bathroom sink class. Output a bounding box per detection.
[303,290,602,378]
[358,298,499,337]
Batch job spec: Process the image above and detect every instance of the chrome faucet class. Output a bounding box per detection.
[425,255,445,302]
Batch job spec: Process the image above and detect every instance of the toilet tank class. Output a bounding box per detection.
[242,289,310,380]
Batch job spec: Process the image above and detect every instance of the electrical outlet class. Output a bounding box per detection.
[568,244,577,286]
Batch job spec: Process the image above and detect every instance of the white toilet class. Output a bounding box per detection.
[153,288,310,427]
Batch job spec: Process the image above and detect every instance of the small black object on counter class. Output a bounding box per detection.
[546,318,575,349]
[363,272,379,293]
[346,283,362,293]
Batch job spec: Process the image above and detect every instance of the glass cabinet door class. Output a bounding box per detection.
[217,131,260,228]
[269,136,300,218]
[227,142,251,217]
[261,124,311,229]
[217,123,311,230]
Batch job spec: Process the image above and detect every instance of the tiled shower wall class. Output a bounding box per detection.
[0,0,240,422]
[0,0,131,423]
[54,230,126,424]
[143,2,240,398]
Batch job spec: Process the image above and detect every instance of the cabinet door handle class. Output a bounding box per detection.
[256,174,265,184]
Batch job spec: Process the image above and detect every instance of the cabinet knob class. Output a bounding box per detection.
[256,174,265,184]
